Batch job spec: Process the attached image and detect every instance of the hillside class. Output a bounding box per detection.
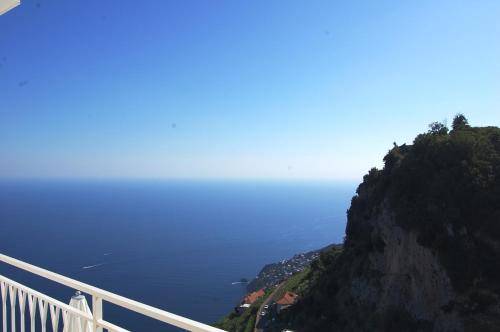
[278,115,500,332]
[247,244,340,292]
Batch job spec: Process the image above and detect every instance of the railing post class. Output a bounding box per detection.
[9,285,17,332]
[92,295,103,332]
[1,281,7,332]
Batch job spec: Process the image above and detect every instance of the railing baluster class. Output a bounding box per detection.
[28,293,37,332]
[93,295,103,332]
[1,281,7,332]
[9,285,17,332]
[50,303,61,331]
[87,319,94,332]
[62,309,69,332]
[38,298,48,332]
[18,289,27,332]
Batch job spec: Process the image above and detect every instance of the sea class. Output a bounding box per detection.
[0,180,356,331]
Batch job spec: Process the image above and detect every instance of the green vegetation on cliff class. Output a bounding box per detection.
[214,289,272,332]
[350,115,500,291]
[214,301,259,332]
[281,115,500,331]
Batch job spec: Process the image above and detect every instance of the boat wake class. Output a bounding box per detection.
[82,263,106,270]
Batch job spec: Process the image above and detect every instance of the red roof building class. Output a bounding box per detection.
[241,289,265,304]
[276,291,298,305]
[276,291,298,314]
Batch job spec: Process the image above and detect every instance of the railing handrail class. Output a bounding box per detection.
[0,253,225,332]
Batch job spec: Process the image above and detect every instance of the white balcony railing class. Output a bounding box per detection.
[0,253,225,332]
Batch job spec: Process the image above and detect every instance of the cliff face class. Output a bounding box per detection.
[343,201,463,331]
[282,118,500,332]
[373,208,456,325]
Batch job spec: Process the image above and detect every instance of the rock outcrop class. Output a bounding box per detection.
[282,117,500,332]
[339,201,464,331]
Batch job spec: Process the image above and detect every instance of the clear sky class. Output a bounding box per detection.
[1,0,499,181]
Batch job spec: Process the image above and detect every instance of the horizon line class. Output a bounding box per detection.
[0,176,361,183]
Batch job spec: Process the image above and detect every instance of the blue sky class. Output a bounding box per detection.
[1,0,499,180]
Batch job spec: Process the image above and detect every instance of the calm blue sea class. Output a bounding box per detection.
[0,180,355,331]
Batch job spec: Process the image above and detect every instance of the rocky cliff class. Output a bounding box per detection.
[329,201,465,331]
[280,116,500,332]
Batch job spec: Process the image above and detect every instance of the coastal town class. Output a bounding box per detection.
[247,244,338,292]
[214,249,311,331]
[216,245,341,331]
